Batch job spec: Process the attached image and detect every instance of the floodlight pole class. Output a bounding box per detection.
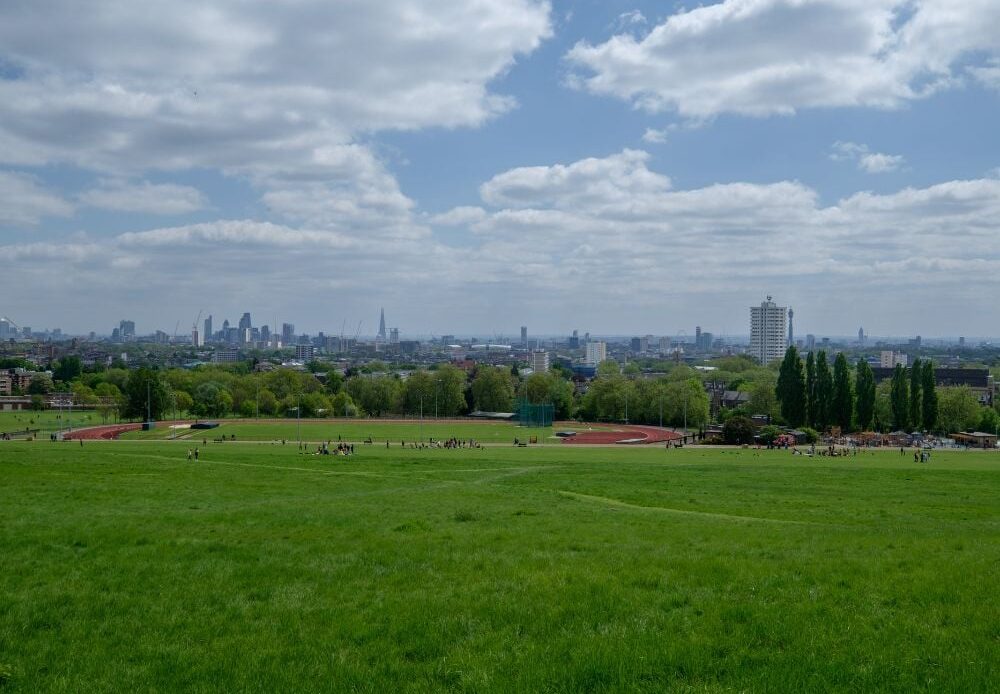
[624,390,629,425]
[659,395,663,429]
[146,380,151,424]
[420,394,424,443]
[297,393,301,449]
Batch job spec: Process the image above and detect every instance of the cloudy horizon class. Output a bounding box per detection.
[2,0,999,338]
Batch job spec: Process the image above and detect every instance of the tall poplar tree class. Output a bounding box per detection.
[890,363,910,431]
[922,360,938,432]
[776,345,807,427]
[854,360,876,431]
[805,351,817,428]
[831,352,854,432]
[814,350,832,431]
[909,357,922,430]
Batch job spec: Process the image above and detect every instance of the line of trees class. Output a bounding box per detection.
[777,347,942,433]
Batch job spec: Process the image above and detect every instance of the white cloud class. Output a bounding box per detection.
[79,179,206,214]
[641,128,669,144]
[566,0,1000,118]
[831,141,904,173]
[0,171,74,226]
[0,0,552,239]
[430,206,488,226]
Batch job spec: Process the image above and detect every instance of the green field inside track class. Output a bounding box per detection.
[119,419,599,445]
[0,410,103,439]
[1,442,998,692]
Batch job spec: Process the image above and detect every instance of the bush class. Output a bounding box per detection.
[722,416,755,445]
[799,427,820,444]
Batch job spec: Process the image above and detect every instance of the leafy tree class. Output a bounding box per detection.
[30,394,46,411]
[53,356,82,384]
[936,386,981,434]
[520,371,574,419]
[471,366,515,412]
[758,424,782,445]
[663,378,710,429]
[874,380,893,432]
[722,416,755,445]
[854,360,876,431]
[814,351,832,430]
[257,388,278,416]
[890,364,910,431]
[27,374,54,395]
[805,351,817,428]
[921,360,938,432]
[331,391,359,417]
[977,406,1000,436]
[122,368,170,420]
[434,364,469,417]
[799,427,819,444]
[325,370,344,394]
[908,358,922,430]
[173,390,194,415]
[345,375,401,417]
[747,376,779,421]
[775,346,807,427]
[831,352,854,432]
[192,382,232,418]
[400,370,436,415]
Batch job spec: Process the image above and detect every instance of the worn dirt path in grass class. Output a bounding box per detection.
[557,490,839,526]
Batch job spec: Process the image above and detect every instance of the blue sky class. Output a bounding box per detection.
[1,0,999,339]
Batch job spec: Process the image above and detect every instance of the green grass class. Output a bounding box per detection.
[121,418,585,445]
[0,410,103,439]
[1,441,998,692]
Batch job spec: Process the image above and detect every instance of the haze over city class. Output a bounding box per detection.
[2,0,999,334]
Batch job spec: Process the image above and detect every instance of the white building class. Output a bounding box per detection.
[880,350,908,368]
[585,341,607,366]
[530,350,550,373]
[294,344,316,361]
[750,297,787,366]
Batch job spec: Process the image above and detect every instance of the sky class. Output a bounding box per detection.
[1,0,999,339]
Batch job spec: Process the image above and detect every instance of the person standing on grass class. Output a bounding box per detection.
[194,448,199,461]
[187,449,192,460]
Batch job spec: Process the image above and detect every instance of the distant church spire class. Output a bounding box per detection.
[787,306,794,347]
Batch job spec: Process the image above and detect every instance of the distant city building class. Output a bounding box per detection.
[119,320,135,342]
[521,326,528,349]
[787,307,794,347]
[213,348,240,363]
[260,325,270,343]
[658,336,671,354]
[858,327,865,345]
[294,344,315,361]
[204,315,213,343]
[192,328,202,347]
[959,336,966,347]
[585,341,607,366]
[389,327,399,345]
[749,296,787,365]
[282,323,295,344]
[238,312,252,331]
[806,334,816,351]
[880,350,908,368]
[630,337,641,353]
[530,350,550,373]
[377,308,387,342]
[696,329,713,352]
[568,330,580,349]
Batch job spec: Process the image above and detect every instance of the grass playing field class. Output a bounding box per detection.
[120,418,581,445]
[1,435,998,692]
[0,410,102,439]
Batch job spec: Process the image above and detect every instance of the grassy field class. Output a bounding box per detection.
[120,418,585,445]
[0,410,103,439]
[1,438,998,692]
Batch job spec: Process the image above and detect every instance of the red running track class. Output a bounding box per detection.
[64,424,143,440]
[561,425,682,445]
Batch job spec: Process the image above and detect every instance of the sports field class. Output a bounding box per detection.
[1,430,998,692]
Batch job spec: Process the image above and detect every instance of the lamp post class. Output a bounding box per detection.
[296,392,301,449]
[419,394,424,443]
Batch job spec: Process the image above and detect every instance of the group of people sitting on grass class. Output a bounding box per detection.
[384,438,482,450]
[310,442,354,456]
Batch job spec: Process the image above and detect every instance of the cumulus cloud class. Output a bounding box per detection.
[0,0,552,236]
[831,141,905,173]
[0,171,74,226]
[79,179,206,214]
[566,0,1000,118]
[3,150,1000,332]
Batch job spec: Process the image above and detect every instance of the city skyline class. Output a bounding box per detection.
[2,1,999,334]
